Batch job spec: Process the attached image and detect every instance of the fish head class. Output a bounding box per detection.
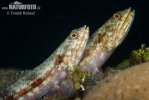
[111,7,135,45]
[64,25,89,68]
[93,7,135,51]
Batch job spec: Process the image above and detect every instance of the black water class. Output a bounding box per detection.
[0,0,148,69]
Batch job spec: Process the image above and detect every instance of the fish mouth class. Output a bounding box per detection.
[80,25,89,43]
[118,7,135,45]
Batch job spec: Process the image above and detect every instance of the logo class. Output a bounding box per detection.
[1,1,41,15]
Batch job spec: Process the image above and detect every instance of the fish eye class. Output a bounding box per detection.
[113,13,120,19]
[70,33,78,39]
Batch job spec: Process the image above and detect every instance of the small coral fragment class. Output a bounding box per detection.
[130,44,149,65]
[68,69,87,90]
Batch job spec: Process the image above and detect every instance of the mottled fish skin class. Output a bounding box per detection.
[77,7,135,75]
[1,26,89,100]
[44,8,135,99]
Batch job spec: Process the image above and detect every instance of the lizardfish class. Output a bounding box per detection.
[0,26,89,100]
[77,7,135,75]
[43,7,135,99]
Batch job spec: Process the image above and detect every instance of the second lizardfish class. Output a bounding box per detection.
[77,7,135,75]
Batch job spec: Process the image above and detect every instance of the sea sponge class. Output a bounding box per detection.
[84,62,149,100]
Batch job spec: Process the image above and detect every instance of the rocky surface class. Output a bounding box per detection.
[84,62,149,100]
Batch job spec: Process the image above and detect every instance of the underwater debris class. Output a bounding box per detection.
[130,44,149,65]
[68,69,87,90]
[108,44,149,71]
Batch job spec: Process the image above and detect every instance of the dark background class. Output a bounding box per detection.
[0,0,148,69]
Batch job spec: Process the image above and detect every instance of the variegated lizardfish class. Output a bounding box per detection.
[77,7,135,74]
[0,7,135,100]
